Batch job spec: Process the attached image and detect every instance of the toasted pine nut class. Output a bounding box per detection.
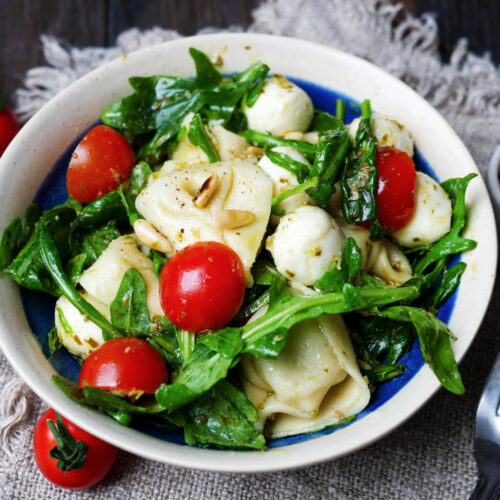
[193,174,219,208]
[304,131,319,145]
[134,219,173,254]
[245,146,264,157]
[214,210,255,229]
[283,131,304,141]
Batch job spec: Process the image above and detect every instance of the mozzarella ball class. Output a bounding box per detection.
[391,172,452,248]
[266,206,345,285]
[243,75,313,136]
[258,146,312,216]
[54,292,109,359]
[349,114,414,157]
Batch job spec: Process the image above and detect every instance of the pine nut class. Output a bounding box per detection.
[133,219,173,254]
[214,210,255,229]
[193,174,219,208]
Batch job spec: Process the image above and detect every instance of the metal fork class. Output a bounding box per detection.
[470,349,500,499]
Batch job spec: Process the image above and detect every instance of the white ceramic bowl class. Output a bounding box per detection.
[0,33,496,473]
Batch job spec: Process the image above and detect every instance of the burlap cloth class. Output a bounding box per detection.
[2,1,500,498]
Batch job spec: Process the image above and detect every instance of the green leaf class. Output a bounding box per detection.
[414,174,477,276]
[48,327,62,355]
[310,109,341,132]
[73,223,120,267]
[38,215,118,338]
[241,129,317,162]
[341,100,381,232]
[315,237,362,292]
[378,306,465,394]
[64,253,87,287]
[189,47,223,86]
[0,216,21,271]
[6,206,75,296]
[306,124,351,207]
[168,380,266,450]
[422,261,467,311]
[177,328,195,363]
[110,269,151,336]
[188,113,219,163]
[53,375,165,416]
[265,149,309,182]
[20,203,40,247]
[151,249,168,278]
[271,177,319,216]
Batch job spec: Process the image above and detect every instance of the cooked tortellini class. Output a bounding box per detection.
[55,235,162,358]
[171,113,250,164]
[243,75,314,136]
[240,313,370,438]
[257,146,312,216]
[340,224,413,286]
[391,172,452,248]
[136,160,273,285]
[349,114,414,157]
[266,206,345,285]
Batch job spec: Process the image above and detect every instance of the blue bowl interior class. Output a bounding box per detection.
[20,77,457,449]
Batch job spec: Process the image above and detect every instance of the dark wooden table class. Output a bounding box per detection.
[1,0,500,112]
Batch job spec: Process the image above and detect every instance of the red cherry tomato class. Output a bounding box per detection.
[66,124,135,203]
[0,105,19,157]
[160,241,246,333]
[374,146,416,231]
[33,408,117,489]
[78,337,168,396]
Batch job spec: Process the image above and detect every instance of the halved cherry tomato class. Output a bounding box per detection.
[66,124,135,203]
[374,146,416,231]
[0,105,19,157]
[78,337,168,396]
[160,241,245,333]
[33,408,117,489]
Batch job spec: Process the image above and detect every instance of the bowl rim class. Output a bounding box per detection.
[0,32,497,473]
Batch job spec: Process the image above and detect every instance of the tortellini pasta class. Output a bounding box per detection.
[240,313,370,438]
[340,224,413,286]
[55,235,162,358]
[136,160,273,285]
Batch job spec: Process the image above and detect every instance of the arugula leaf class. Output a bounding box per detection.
[156,328,244,411]
[177,329,196,363]
[414,174,477,276]
[341,100,384,240]
[65,253,87,287]
[306,124,351,207]
[265,149,309,182]
[48,327,62,355]
[189,47,222,86]
[241,129,317,162]
[188,113,219,163]
[110,268,151,335]
[363,361,407,385]
[20,203,40,247]
[310,109,340,132]
[53,375,165,416]
[234,288,270,323]
[38,214,119,339]
[271,177,319,216]
[168,380,266,450]
[156,271,418,412]
[421,261,466,311]
[0,216,21,271]
[73,224,120,268]
[151,249,168,278]
[125,161,152,206]
[377,306,465,395]
[346,314,415,365]
[315,237,362,293]
[6,206,75,296]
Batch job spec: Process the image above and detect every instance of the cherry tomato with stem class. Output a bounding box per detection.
[78,337,168,397]
[360,146,416,232]
[66,124,135,203]
[33,408,117,489]
[0,104,19,157]
[159,241,246,333]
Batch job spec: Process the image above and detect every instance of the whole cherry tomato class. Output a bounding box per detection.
[66,124,135,203]
[78,337,168,396]
[0,105,19,157]
[33,408,117,489]
[374,146,416,231]
[159,241,246,333]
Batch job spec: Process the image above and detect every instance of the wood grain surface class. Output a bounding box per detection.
[1,0,499,110]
